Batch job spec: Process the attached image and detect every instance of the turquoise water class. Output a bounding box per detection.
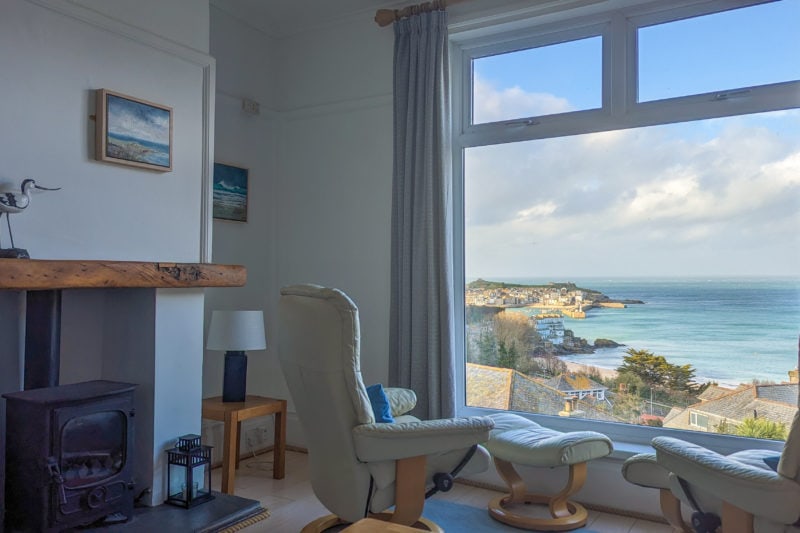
[498,277,800,387]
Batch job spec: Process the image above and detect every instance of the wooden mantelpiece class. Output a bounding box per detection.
[0,259,246,290]
[0,259,246,390]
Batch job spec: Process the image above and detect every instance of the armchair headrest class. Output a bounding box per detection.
[278,284,375,425]
[280,284,358,313]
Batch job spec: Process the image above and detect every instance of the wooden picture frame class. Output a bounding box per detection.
[212,162,249,222]
[95,88,173,171]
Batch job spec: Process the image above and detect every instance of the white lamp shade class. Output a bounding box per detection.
[206,310,266,351]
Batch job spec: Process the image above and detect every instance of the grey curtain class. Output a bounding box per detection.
[389,7,455,419]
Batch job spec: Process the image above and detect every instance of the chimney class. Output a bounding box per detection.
[789,368,799,384]
[559,396,578,417]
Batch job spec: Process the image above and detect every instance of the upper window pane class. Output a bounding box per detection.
[472,36,602,124]
[638,1,800,102]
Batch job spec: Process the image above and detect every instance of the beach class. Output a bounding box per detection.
[563,360,618,380]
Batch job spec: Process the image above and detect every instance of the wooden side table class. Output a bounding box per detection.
[202,395,286,494]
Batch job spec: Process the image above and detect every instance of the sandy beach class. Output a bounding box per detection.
[563,360,618,380]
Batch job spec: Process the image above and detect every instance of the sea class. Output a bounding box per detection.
[497,277,800,387]
[107,133,170,167]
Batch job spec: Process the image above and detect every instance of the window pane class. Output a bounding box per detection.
[464,110,800,440]
[638,1,800,102]
[472,36,602,124]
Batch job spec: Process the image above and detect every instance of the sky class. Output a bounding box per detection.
[465,0,800,278]
[107,94,170,145]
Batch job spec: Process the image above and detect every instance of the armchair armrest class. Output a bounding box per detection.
[653,436,800,524]
[352,416,494,463]
[384,387,416,417]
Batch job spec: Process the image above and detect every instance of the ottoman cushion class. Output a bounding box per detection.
[622,453,671,490]
[486,413,613,467]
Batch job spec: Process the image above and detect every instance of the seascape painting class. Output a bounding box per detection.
[213,162,249,222]
[96,89,172,171]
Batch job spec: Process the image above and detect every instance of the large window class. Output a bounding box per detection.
[454,0,800,451]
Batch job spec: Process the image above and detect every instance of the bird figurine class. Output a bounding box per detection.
[0,178,61,258]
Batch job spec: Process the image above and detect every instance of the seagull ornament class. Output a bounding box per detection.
[0,178,61,250]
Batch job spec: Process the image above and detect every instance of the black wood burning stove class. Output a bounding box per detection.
[3,380,136,532]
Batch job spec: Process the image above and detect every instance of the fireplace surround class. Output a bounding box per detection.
[0,259,246,518]
[4,380,137,532]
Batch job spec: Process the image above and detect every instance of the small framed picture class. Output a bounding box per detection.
[95,88,173,171]
[213,162,249,222]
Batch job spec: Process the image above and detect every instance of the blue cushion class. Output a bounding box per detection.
[763,455,781,471]
[366,384,395,423]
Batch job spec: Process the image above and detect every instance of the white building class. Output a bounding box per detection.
[534,314,565,345]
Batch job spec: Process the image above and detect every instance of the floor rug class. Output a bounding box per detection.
[216,508,271,532]
[422,500,603,533]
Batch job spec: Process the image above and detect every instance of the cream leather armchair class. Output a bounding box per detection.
[278,285,494,532]
[653,410,800,533]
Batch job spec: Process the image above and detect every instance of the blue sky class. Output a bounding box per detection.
[466,0,800,278]
[473,0,799,113]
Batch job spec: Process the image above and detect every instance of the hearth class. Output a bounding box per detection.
[3,380,136,532]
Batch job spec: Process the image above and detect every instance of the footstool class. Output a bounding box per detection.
[622,453,688,532]
[485,413,613,531]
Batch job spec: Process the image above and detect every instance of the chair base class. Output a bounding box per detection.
[300,513,443,532]
[659,488,690,532]
[301,514,347,533]
[488,493,588,531]
[371,512,443,532]
[488,458,589,531]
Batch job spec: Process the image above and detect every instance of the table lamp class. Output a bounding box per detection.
[207,310,266,402]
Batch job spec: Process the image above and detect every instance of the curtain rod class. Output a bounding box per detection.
[374,0,469,27]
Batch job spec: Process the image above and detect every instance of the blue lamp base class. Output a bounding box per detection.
[222,351,247,402]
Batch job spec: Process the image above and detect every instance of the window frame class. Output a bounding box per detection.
[689,412,710,430]
[451,0,798,456]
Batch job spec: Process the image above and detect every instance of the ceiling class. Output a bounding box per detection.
[208,0,631,39]
[210,0,406,37]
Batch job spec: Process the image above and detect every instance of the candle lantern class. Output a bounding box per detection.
[166,434,214,508]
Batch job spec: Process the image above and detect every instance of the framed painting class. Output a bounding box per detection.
[213,162,249,222]
[95,88,173,171]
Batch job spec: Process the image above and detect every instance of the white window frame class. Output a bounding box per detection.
[452,0,799,456]
[690,412,710,430]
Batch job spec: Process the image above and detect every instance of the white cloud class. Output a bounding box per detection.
[473,75,571,124]
[466,82,800,277]
[517,201,558,219]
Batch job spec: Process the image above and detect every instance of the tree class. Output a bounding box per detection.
[736,418,787,440]
[715,417,788,440]
[617,348,699,394]
[714,419,737,435]
[496,340,519,370]
[494,313,533,357]
[664,363,697,392]
[476,330,496,366]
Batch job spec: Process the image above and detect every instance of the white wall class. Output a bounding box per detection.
[0,0,213,510]
[275,16,395,390]
[201,6,280,460]
[200,6,397,459]
[69,0,210,52]
[0,0,209,261]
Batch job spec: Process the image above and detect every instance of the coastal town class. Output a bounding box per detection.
[466,279,632,356]
[466,278,642,319]
[464,279,798,439]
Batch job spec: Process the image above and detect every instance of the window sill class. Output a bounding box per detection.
[607,440,654,461]
[461,406,785,457]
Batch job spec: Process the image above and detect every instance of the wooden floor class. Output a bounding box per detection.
[212,451,673,533]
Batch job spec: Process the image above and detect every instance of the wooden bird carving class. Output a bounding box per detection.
[0,178,61,251]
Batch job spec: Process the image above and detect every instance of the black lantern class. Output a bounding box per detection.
[166,434,214,508]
